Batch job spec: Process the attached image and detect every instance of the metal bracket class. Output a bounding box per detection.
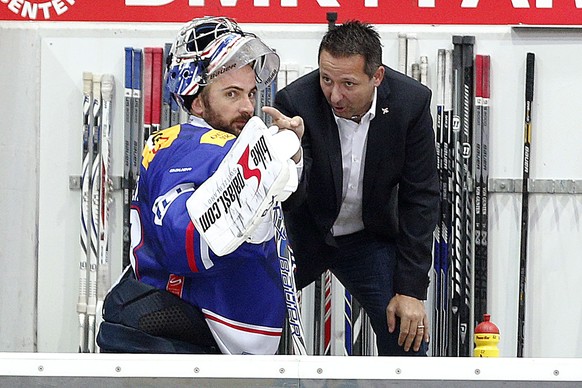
[69,175,124,191]
[488,178,582,194]
[489,178,520,193]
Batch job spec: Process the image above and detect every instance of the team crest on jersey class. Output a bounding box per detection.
[142,125,181,169]
[201,129,235,146]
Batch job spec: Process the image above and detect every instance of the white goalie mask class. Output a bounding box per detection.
[165,16,280,113]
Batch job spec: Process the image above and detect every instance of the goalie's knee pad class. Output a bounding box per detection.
[96,273,219,354]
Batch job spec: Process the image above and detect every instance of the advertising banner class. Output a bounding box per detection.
[2,1,582,25]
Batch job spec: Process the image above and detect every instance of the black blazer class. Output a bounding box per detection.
[275,67,439,300]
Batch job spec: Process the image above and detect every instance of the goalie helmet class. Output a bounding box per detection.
[165,16,280,113]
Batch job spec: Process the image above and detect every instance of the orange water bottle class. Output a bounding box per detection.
[474,313,500,357]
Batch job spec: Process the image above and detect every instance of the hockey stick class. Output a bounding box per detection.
[95,74,115,351]
[77,72,93,353]
[459,35,475,357]
[312,273,322,355]
[143,48,153,144]
[151,47,163,134]
[326,11,337,31]
[312,15,337,356]
[161,43,173,129]
[344,288,353,355]
[432,48,445,356]
[481,54,491,316]
[122,48,133,269]
[323,270,332,355]
[412,63,420,82]
[87,73,102,353]
[351,293,363,355]
[473,54,485,327]
[440,48,453,357]
[406,33,417,78]
[474,54,491,328]
[449,35,464,357]
[131,49,143,189]
[517,52,535,358]
[273,204,308,355]
[397,33,407,75]
[162,42,181,127]
[420,56,428,86]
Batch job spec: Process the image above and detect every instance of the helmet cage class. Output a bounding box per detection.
[165,16,279,113]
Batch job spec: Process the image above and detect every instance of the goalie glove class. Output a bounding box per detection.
[267,127,300,202]
[186,116,300,256]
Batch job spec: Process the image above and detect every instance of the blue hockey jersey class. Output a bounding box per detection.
[129,117,286,355]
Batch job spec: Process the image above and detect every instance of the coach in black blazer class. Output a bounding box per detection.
[274,21,439,356]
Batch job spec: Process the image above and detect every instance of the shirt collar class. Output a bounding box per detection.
[188,115,211,129]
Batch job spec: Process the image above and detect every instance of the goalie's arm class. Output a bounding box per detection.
[136,133,234,276]
[144,181,218,275]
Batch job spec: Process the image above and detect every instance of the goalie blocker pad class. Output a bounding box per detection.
[186,116,299,256]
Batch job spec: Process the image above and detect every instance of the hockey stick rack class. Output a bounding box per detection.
[489,178,582,194]
[69,175,123,191]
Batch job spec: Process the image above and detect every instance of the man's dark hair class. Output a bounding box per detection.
[318,20,383,79]
[181,94,196,114]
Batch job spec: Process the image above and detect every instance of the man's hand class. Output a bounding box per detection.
[386,293,429,352]
[262,106,304,163]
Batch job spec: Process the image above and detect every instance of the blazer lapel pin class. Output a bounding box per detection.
[382,107,389,114]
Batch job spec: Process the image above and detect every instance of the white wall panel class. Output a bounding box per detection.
[1,21,581,357]
[0,26,40,352]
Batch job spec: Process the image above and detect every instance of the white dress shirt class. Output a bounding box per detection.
[332,88,378,237]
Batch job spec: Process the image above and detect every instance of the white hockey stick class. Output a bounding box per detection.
[87,73,102,353]
[95,74,115,352]
[406,33,418,77]
[77,72,93,353]
[397,32,407,74]
[420,56,429,86]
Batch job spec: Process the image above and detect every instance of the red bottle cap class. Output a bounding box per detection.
[475,314,500,334]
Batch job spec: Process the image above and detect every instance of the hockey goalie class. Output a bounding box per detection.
[96,16,304,355]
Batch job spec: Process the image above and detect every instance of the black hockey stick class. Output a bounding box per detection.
[517,52,535,358]
[460,36,475,358]
[449,35,464,357]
